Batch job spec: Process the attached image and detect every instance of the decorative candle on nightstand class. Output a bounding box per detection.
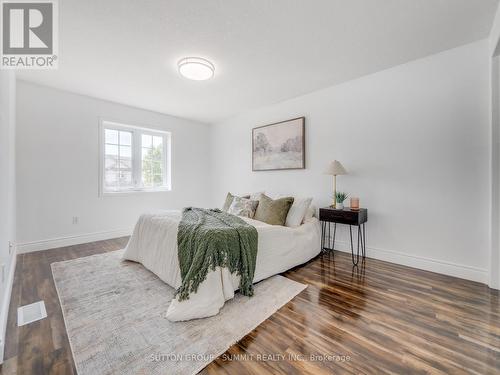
[350,197,360,210]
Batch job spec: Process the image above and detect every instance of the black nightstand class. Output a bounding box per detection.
[319,207,368,265]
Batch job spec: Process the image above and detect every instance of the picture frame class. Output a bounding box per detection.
[252,117,305,171]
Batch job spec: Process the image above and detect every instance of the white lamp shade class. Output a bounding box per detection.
[324,160,347,176]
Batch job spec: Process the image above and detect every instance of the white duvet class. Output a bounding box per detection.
[122,210,321,321]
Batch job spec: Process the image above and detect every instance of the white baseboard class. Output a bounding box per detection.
[16,228,133,254]
[333,240,488,284]
[0,246,17,364]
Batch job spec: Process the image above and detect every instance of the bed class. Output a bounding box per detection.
[122,209,321,321]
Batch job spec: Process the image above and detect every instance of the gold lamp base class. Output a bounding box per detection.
[332,175,337,208]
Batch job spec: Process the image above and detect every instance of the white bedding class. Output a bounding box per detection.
[122,210,321,321]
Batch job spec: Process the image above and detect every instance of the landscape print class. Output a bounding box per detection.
[252,117,305,171]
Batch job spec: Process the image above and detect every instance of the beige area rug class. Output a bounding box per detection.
[51,250,306,375]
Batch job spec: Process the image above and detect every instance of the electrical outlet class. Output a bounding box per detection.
[72,216,79,225]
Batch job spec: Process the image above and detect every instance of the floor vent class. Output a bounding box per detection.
[17,301,47,326]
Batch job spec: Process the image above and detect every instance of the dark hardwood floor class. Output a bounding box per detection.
[1,238,499,374]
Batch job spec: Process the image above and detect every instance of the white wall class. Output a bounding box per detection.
[211,40,490,283]
[489,3,500,290]
[490,56,499,289]
[0,71,16,362]
[16,81,211,251]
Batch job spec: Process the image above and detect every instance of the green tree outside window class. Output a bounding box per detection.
[142,144,163,186]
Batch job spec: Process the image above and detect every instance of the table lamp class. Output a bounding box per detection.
[324,160,347,208]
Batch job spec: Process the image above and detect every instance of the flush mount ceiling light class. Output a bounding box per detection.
[178,57,215,80]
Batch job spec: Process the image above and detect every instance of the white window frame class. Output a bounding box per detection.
[99,119,172,196]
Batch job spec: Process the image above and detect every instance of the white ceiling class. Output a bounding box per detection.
[18,0,499,123]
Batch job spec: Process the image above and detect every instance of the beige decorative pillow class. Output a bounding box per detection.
[222,192,250,212]
[227,196,259,218]
[254,194,294,226]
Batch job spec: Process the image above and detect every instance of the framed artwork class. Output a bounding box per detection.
[252,117,305,171]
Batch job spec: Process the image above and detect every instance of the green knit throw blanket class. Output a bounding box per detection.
[176,207,258,301]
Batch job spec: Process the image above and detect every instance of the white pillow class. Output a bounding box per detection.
[285,197,313,227]
[303,204,316,223]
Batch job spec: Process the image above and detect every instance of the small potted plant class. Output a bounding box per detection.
[335,192,348,209]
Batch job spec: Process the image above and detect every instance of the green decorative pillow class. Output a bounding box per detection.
[254,194,294,225]
[222,192,250,212]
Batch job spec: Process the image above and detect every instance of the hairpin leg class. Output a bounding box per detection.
[321,221,335,254]
[349,225,360,266]
[321,221,325,251]
[332,222,337,250]
[362,223,366,258]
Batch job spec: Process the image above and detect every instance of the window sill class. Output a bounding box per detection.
[100,187,171,197]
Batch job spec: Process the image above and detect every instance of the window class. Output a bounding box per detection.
[100,120,171,194]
